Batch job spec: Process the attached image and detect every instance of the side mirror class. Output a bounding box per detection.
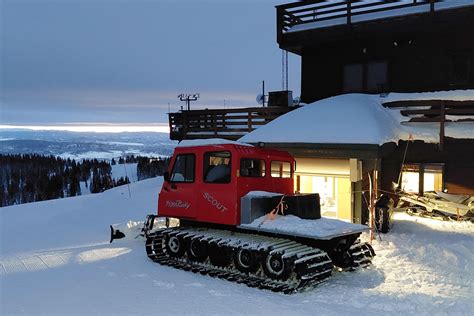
[163,171,170,182]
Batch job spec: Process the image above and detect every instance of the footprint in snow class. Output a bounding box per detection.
[153,280,175,289]
[132,273,147,278]
[184,282,205,288]
[208,290,228,297]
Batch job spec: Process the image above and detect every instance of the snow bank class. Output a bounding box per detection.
[111,162,138,182]
[240,92,474,145]
[0,177,163,255]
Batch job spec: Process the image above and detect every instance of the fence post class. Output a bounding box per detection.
[347,0,352,25]
[248,111,252,132]
[439,100,445,151]
[182,111,188,140]
[212,113,217,137]
[168,114,174,138]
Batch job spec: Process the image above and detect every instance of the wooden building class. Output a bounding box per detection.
[167,0,474,224]
[240,93,474,224]
[276,0,474,103]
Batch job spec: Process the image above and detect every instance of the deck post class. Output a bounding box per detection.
[440,100,445,151]
[276,6,284,43]
[182,111,188,140]
[212,113,217,137]
[248,111,252,132]
[347,0,352,25]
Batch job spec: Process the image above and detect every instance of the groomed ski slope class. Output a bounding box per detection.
[1,177,473,315]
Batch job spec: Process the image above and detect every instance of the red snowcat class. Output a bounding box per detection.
[112,140,375,293]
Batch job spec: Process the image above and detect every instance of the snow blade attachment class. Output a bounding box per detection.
[110,225,125,243]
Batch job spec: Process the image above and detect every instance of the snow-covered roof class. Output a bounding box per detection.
[383,90,474,103]
[177,138,253,148]
[239,91,474,146]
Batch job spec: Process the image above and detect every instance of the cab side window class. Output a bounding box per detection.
[271,161,292,178]
[204,151,231,183]
[240,158,265,177]
[170,154,195,182]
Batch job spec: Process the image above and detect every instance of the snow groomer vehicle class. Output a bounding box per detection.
[114,140,375,293]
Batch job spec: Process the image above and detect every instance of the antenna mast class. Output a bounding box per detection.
[178,93,200,111]
[282,50,288,91]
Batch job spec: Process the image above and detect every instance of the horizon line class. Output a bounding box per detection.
[0,124,170,133]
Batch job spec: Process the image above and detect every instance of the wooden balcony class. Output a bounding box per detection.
[382,99,474,149]
[276,0,474,53]
[169,106,295,141]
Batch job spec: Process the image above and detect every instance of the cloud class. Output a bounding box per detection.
[1,0,301,125]
[1,88,258,124]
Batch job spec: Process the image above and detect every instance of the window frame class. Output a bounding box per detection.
[401,163,444,195]
[169,153,196,183]
[270,160,292,179]
[239,158,266,178]
[203,150,232,184]
[343,60,389,93]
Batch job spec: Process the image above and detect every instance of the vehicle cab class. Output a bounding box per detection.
[158,140,295,226]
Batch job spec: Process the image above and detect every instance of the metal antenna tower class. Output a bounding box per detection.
[282,50,288,91]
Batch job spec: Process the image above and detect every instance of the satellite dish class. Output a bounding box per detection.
[256,94,264,105]
[292,97,300,107]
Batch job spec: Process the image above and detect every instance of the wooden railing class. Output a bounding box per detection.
[382,99,474,149]
[277,0,442,41]
[383,100,474,122]
[169,106,295,141]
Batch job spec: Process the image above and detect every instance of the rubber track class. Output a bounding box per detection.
[145,227,334,294]
[348,240,375,269]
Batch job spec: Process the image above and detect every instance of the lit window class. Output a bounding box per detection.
[401,164,420,193]
[271,161,292,178]
[401,164,443,194]
[423,165,443,192]
[203,151,231,184]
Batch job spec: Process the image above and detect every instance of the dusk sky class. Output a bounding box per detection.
[1,0,301,125]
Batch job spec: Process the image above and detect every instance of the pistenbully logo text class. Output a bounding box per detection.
[166,200,190,209]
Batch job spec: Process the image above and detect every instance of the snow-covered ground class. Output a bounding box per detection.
[111,163,138,182]
[76,163,138,197]
[1,178,473,315]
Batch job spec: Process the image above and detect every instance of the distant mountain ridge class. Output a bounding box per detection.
[0,129,177,159]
